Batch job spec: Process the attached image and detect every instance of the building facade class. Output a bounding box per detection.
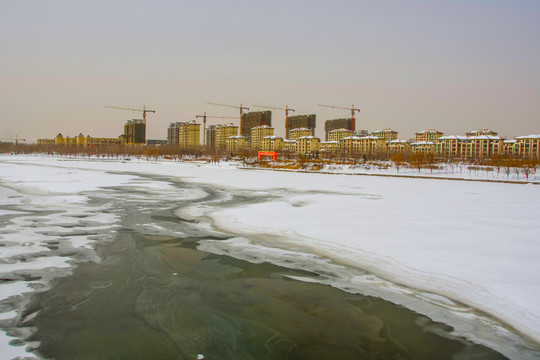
[215,123,239,149]
[386,140,411,154]
[261,136,284,151]
[286,114,316,139]
[240,111,272,143]
[288,128,313,140]
[415,129,443,143]
[372,129,398,142]
[177,121,201,149]
[167,122,182,145]
[341,136,386,155]
[466,129,498,137]
[250,125,274,150]
[460,135,503,159]
[226,136,247,152]
[513,135,539,159]
[435,135,467,158]
[124,119,146,144]
[411,141,436,154]
[328,128,353,142]
[324,118,353,141]
[295,136,321,154]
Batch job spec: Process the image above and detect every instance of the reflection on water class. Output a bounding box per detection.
[25,229,506,360]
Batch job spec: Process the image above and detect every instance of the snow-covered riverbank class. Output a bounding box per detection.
[1,154,539,359]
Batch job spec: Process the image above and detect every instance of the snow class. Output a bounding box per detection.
[1,154,539,358]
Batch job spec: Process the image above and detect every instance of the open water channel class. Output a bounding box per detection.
[0,169,534,359]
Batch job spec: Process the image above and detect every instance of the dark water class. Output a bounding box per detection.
[9,174,511,359]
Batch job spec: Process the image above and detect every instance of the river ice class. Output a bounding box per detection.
[0,154,539,359]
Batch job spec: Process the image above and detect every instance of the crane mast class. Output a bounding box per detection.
[195,112,237,146]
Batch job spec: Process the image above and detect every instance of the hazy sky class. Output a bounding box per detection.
[1,0,539,142]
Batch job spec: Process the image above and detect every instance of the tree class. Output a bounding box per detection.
[390,153,404,173]
[521,159,538,180]
[409,153,425,173]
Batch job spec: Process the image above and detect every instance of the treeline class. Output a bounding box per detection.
[1,143,537,179]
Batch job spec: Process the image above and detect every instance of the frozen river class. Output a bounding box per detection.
[0,155,539,359]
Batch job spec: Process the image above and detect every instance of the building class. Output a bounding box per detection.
[460,135,503,159]
[415,129,443,143]
[226,136,247,152]
[503,140,517,157]
[340,136,386,155]
[320,141,340,153]
[177,121,201,149]
[147,139,167,146]
[324,118,353,141]
[466,129,498,137]
[295,136,321,154]
[167,122,182,145]
[328,128,353,142]
[386,140,411,154]
[372,129,398,142]
[288,128,313,140]
[514,135,540,159]
[261,136,284,151]
[283,139,296,152]
[240,111,272,143]
[205,125,217,149]
[124,119,146,144]
[286,114,316,139]
[250,125,274,150]
[435,135,467,158]
[215,123,239,149]
[411,141,436,154]
[40,133,124,147]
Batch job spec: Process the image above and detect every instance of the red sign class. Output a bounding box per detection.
[257,151,278,161]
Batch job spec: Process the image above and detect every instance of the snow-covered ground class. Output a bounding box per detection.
[1,154,539,359]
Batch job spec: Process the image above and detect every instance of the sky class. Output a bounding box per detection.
[1,0,539,142]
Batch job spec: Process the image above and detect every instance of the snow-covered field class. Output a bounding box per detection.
[1,154,539,359]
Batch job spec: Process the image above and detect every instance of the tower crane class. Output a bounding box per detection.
[195,112,237,146]
[0,136,26,145]
[252,105,295,135]
[318,104,360,131]
[207,103,249,134]
[105,105,155,144]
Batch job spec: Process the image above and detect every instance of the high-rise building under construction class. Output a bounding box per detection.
[240,111,271,143]
[286,114,316,139]
[324,118,353,141]
[124,119,146,144]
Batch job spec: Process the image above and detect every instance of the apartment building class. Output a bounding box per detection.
[372,129,398,142]
[286,114,316,139]
[261,136,284,151]
[295,136,320,154]
[215,123,239,149]
[460,135,503,159]
[415,129,443,143]
[514,135,540,159]
[328,128,353,142]
[466,129,498,137]
[288,128,313,140]
[386,140,411,154]
[250,125,274,150]
[320,141,340,153]
[435,135,467,157]
[411,141,436,154]
[177,121,200,149]
[341,136,386,155]
[226,136,247,152]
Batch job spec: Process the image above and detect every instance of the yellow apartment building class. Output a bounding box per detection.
[36,138,55,146]
[45,133,124,146]
[328,128,353,142]
[261,136,284,151]
[226,136,247,152]
[503,140,516,157]
[411,141,436,154]
[288,128,313,140]
[283,139,296,152]
[372,129,398,142]
[320,141,340,153]
[215,123,239,149]
[460,135,503,159]
[435,135,467,157]
[177,121,201,149]
[514,135,540,159]
[295,136,321,154]
[386,140,411,154]
[415,129,444,143]
[340,136,386,155]
[250,125,274,150]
